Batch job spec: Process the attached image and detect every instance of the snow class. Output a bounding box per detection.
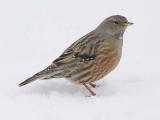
[0,0,160,120]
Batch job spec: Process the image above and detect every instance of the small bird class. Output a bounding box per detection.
[19,15,133,96]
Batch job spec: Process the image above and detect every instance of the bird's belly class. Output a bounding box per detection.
[90,46,121,82]
[91,54,120,81]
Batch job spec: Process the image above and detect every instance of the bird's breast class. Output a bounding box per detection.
[90,42,121,81]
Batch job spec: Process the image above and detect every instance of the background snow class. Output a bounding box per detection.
[0,0,160,120]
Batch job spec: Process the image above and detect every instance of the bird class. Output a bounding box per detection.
[18,15,133,96]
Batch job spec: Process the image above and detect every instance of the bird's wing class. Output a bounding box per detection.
[18,31,101,87]
[53,30,100,66]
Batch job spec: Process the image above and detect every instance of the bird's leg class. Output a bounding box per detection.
[89,83,99,88]
[83,83,96,96]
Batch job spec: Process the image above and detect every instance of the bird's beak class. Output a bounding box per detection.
[123,22,134,26]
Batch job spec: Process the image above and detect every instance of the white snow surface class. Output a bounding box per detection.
[0,0,160,120]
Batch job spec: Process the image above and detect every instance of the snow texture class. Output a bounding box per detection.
[0,0,160,120]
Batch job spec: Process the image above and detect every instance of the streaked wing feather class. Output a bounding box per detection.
[53,30,100,65]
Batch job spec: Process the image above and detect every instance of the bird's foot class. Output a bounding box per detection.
[89,83,99,88]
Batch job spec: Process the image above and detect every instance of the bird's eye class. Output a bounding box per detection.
[114,21,119,25]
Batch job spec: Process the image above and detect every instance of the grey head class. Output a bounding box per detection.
[96,15,133,38]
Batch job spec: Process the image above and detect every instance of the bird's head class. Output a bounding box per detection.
[96,15,133,37]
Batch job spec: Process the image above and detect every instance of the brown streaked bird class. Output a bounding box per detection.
[19,15,133,96]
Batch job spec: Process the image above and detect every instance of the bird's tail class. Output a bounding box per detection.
[18,74,42,87]
[18,64,61,87]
